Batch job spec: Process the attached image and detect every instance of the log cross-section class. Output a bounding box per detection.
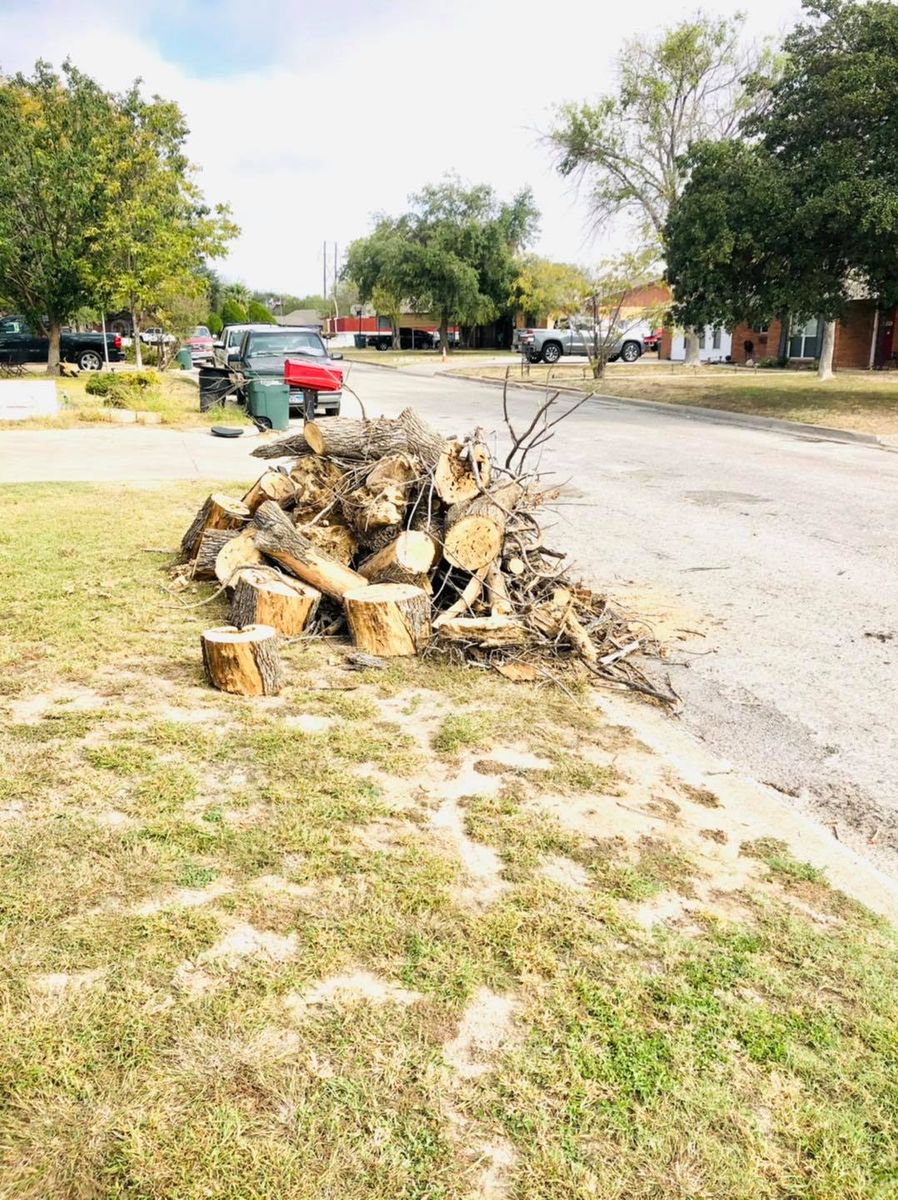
[443,481,524,571]
[180,493,251,561]
[229,569,320,635]
[343,583,431,656]
[252,500,368,599]
[201,624,284,695]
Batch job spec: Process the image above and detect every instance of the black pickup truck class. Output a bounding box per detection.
[0,315,125,371]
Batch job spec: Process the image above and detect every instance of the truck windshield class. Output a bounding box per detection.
[246,332,325,358]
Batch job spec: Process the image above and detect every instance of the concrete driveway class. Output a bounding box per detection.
[3,367,897,876]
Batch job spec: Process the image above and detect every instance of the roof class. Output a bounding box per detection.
[277,309,324,327]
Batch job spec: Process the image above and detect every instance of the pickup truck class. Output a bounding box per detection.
[229,326,343,417]
[0,315,124,371]
[521,326,642,365]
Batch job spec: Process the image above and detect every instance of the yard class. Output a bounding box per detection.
[1,483,897,1198]
[448,361,898,435]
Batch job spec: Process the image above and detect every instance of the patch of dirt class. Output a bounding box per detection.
[248,874,316,899]
[481,746,553,770]
[443,987,520,1079]
[284,971,422,1019]
[352,819,419,852]
[91,809,139,830]
[0,802,25,823]
[374,689,450,749]
[430,792,507,908]
[470,1138,516,1199]
[201,922,298,965]
[131,878,232,916]
[539,854,590,890]
[7,685,106,724]
[283,713,334,733]
[172,961,220,998]
[30,968,105,997]
[152,702,229,725]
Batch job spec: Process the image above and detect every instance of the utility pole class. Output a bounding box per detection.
[322,240,327,301]
[333,241,338,317]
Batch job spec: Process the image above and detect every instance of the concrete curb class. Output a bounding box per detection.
[437,370,887,448]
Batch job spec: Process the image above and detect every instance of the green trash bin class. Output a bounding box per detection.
[247,378,290,431]
[176,347,193,370]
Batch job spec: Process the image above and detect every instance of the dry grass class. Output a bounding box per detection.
[1,483,897,1198]
[449,361,898,434]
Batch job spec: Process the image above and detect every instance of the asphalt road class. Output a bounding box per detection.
[2,365,896,871]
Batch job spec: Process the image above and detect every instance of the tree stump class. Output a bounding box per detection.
[443,482,523,571]
[358,530,438,586]
[230,569,320,635]
[180,493,250,560]
[201,624,284,695]
[343,583,431,656]
[242,471,297,514]
[252,500,368,599]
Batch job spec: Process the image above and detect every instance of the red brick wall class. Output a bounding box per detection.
[834,302,877,369]
[659,328,673,359]
[730,319,784,364]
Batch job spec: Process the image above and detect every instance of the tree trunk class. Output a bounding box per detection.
[443,481,524,571]
[252,500,368,599]
[391,314,399,351]
[341,482,406,534]
[817,319,836,381]
[192,528,241,579]
[132,311,143,369]
[440,314,449,361]
[290,456,346,519]
[46,320,62,377]
[242,470,297,514]
[304,409,447,465]
[230,569,320,635]
[358,530,438,586]
[683,328,701,365]
[201,624,284,696]
[343,583,431,656]
[180,493,251,561]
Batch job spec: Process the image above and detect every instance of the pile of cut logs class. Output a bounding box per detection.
[178,406,671,703]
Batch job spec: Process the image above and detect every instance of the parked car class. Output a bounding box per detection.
[214,323,276,369]
[643,329,663,352]
[400,328,437,350]
[0,315,124,371]
[139,327,176,346]
[521,326,643,365]
[229,327,343,417]
[184,325,214,364]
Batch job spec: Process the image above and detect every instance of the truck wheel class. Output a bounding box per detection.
[541,342,562,364]
[78,350,103,371]
[620,341,641,363]
[376,340,390,351]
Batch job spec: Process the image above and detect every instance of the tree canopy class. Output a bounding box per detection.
[511,257,591,325]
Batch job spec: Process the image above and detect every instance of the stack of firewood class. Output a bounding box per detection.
[178,406,672,703]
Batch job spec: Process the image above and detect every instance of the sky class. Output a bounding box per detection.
[1,0,800,297]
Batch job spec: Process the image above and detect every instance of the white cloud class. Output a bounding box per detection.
[1,0,799,293]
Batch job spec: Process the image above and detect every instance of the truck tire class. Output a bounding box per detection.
[540,341,562,364]
[376,339,390,351]
[78,349,103,371]
[620,340,642,363]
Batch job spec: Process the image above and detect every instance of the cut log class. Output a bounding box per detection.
[296,521,358,565]
[214,527,265,585]
[250,429,313,460]
[436,616,527,648]
[358,530,439,586]
[341,483,406,533]
[484,560,513,617]
[201,624,284,696]
[443,482,524,571]
[305,407,448,466]
[433,566,488,626]
[505,556,526,577]
[365,452,419,492]
[252,500,367,599]
[242,471,297,514]
[230,569,320,635]
[434,438,492,505]
[343,583,431,657]
[192,528,240,579]
[180,493,250,561]
[289,456,345,517]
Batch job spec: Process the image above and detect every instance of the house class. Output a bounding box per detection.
[659,325,733,362]
[276,309,324,329]
[730,302,897,369]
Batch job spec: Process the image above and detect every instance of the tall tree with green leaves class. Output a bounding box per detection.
[549,13,766,362]
[92,88,237,367]
[511,257,591,325]
[0,61,122,373]
[344,222,407,347]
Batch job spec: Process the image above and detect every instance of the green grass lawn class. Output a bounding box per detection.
[1,484,897,1198]
[449,361,898,435]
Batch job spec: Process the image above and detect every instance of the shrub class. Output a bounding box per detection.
[247,300,276,324]
[207,312,223,335]
[85,372,126,400]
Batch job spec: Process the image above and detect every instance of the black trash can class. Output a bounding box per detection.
[198,367,234,412]
[354,334,366,349]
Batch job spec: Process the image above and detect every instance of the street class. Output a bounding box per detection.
[3,364,897,871]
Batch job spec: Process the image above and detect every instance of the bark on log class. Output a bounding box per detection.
[180,493,250,561]
[214,527,265,585]
[358,530,438,586]
[252,500,367,599]
[289,456,346,518]
[443,482,524,571]
[436,616,527,647]
[342,483,406,533]
[242,471,297,514]
[250,430,313,460]
[305,407,447,465]
[343,583,431,657]
[434,438,492,505]
[296,522,358,565]
[201,624,284,696]
[365,452,419,492]
[192,528,240,579]
[229,569,320,635]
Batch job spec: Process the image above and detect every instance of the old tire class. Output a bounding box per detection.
[78,350,103,371]
[541,342,562,364]
[620,340,641,363]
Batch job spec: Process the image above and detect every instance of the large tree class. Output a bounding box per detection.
[511,257,591,326]
[549,13,766,362]
[0,62,121,373]
[666,0,898,379]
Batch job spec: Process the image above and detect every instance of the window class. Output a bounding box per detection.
[712,327,722,349]
[789,317,818,358]
[698,328,706,349]
[758,323,769,334]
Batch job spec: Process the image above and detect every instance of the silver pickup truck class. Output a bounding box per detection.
[521,326,643,365]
